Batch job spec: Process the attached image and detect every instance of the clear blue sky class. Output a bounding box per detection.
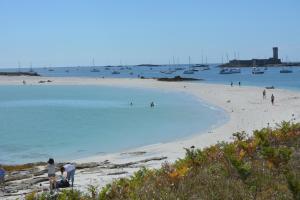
[0,0,299,67]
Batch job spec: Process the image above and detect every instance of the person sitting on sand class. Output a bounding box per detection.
[271,94,275,105]
[0,166,5,192]
[263,90,266,99]
[61,163,76,187]
[47,158,56,192]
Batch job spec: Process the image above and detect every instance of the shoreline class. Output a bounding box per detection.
[1,76,300,198]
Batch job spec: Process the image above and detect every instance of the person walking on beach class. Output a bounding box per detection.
[47,158,56,192]
[263,90,266,99]
[271,94,275,105]
[238,81,241,86]
[0,166,5,193]
[61,163,76,188]
[230,82,233,87]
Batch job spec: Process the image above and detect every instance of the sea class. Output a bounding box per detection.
[0,64,299,164]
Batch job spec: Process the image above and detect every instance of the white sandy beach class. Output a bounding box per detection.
[1,76,300,199]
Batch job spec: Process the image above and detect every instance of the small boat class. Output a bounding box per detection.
[252,67,264,74]
[160,70,175,74]
[192,64,210,70]
[183,69,194,74]
[280,68,293,73]
[90,68,100,72]
[219,68,241,74]
[48,68,54,72]
[112,71,120,74]
[175,67,185,70]
[183,56,195,74]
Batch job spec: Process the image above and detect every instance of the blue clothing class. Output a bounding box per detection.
[0,169,5,177]
[66,169,75,187]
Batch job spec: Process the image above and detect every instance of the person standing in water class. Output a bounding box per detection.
[263,90,266,99]
[150,102,155,107]
[271,94,275,105]
[230,82,233,87]
[238,81,241,86]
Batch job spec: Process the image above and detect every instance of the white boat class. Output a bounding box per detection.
[192,64,210,71]
[219,68,241,74]
[252,67,264,74]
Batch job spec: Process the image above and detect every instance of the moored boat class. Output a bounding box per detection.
[183,69,194,74]
[219,68,241,74]
[112,71,120,74]
[280,68,293,73]
[90,68,100,72]
[252,67,264,74]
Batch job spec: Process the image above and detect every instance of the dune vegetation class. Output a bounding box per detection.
[26,121,300,200]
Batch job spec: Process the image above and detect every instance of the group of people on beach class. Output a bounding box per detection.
[47,158,76,192]
[262,89,275,105]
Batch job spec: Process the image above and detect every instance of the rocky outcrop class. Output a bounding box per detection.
[157,76,202,82]
[0,72,40,76]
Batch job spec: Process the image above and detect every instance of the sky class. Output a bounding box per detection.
[0,0,299,67]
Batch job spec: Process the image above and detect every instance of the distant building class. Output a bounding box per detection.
[223,47,281,67]
[273,47,278,59]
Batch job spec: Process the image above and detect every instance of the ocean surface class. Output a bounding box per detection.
[0,85,226,164]
[1,64,300,90]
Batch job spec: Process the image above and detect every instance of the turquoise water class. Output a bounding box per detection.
[0,85,226,164]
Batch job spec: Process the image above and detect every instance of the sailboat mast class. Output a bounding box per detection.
[18,61,21,72]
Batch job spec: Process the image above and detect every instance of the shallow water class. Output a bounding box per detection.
[0,85,226,164]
